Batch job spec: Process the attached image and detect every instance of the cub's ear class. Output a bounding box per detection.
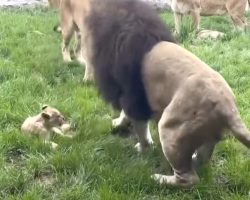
[41,112,51,119]
[41,105,48,110]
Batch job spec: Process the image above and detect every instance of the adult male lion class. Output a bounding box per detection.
[85,0,250,187]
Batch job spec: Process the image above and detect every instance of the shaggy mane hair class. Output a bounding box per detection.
[87,0,175,120]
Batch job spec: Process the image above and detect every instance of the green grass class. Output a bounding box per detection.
[0,7,250,200]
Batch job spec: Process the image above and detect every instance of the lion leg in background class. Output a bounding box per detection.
[81,34,94,82]
[131,120,153,153]
[112,110,131,128]
[174,12,183,34]
[192,142,216,169]
[61,26,74,62]
[60,4,74,62]
[230,14,247,31]
[227,1,247,31]
[152,108,199,187]
[47,0,61,32]
[190,9,201,31]
[74,31,85,64]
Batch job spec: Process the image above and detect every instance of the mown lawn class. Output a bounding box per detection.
[0,7,250,200]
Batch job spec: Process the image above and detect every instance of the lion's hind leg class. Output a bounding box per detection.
[226,1,247,31]
[152,109,199,187]
[192,142,216,169]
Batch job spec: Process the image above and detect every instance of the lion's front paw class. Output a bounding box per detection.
[112,117,124,127]
[134,141,153,153]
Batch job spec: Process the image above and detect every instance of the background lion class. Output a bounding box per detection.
[170,0,248,33]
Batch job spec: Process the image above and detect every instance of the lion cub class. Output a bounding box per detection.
[21,105,72,149]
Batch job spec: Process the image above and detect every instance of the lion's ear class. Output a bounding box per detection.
[41,105,48,110]
[41,112,51,119]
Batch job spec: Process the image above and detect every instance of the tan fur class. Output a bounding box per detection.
[171,0,248,33]
[21,105,72,149]
[113,41,250,187]
[48,0,61,9]
[59,0,94,81]
[47,0,62,33]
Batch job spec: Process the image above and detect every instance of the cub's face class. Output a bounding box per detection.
[41,105,66,127]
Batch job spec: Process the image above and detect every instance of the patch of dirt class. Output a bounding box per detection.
[5,147,26,165]
[37,174,55,185]
[34,171,56,186]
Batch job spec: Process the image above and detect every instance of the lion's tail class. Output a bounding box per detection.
[226,108,250,148]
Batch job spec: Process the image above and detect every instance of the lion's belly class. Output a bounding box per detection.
[171,0,228,15]
[200,0,228,16]
[200,7,227,16]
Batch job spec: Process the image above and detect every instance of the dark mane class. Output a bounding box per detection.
[87,0,175,120]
